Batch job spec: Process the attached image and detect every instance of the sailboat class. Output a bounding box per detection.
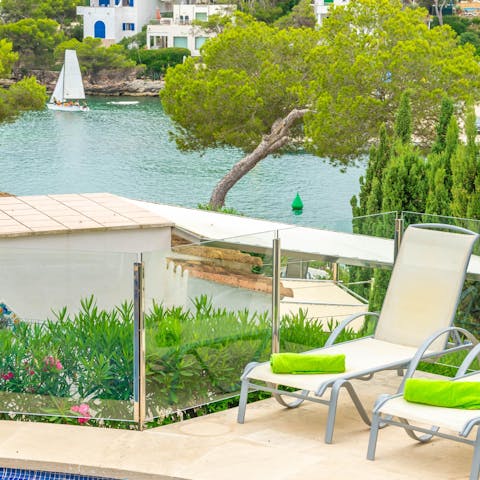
[47,49,89,112]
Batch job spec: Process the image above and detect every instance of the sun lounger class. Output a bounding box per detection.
[367,342,480,480]
[237,223,479,443]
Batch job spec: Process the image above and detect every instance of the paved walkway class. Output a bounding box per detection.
[0,371,473,480]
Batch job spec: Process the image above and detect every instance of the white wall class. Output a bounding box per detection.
[78,0,159,43]
[78,6,118,40]
[0,227,171,322]
[146,4,235,55]
[313,0,349,25]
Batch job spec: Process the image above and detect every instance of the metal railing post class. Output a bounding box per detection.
[272,232,281,354]
[133,260,146,431]
[332,262,339,283]
[394,212,404,261]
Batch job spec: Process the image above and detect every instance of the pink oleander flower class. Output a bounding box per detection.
[29,370,35,376]
[1,372,14,381]
[44,355,63,371]
[71,403,91,424]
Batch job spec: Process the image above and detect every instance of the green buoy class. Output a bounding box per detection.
[291,192,304,213]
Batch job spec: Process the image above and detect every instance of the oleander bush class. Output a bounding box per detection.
[0,295,360,425]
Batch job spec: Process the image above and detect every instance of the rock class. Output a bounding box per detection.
[12,68,165,97]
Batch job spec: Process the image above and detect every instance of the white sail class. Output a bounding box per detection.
[63,49,85,100]
[47,49,88,111]
[50,65,65,103]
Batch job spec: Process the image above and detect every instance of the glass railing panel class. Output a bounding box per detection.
[143,229,275,422]
[277,225,396,351]
[351,211,398,239]
[278,259,374,352]
[0,247,137,425]
[402,211,480,233]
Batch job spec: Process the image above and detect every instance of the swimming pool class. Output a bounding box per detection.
[0,469,119,480]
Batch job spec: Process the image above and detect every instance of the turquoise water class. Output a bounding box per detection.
[0,96,365,230]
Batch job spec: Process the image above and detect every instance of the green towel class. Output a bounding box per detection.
[270,352,346,374]
[404,378,480,410]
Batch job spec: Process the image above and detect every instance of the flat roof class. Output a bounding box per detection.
[131,201,480,278]
[0,193,173,238]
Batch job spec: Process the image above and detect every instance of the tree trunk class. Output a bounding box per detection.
[434,0,446,26]
[209,108,309,208]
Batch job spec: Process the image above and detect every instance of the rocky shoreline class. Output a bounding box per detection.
[5,69,165,97]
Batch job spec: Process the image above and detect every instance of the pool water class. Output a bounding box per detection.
[0,469,119,480]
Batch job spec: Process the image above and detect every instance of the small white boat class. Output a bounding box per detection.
[47,50,89,112]
[107,101,140,105]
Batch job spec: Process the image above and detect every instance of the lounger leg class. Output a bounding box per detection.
[367,412,381,460]
[237,378,250,424]
[325,379,371,444]
[470,429,480,480]
[325,382,341,444]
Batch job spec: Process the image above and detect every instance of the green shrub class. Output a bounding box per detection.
[128,47,190,79]
[0,295,361,425]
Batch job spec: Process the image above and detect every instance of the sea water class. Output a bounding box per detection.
[0,96,365,231]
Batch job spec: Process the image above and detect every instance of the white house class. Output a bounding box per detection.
[77,0,160,45]
[146,3,235,56]
[313,0,348,25]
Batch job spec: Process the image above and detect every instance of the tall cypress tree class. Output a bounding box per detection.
[451,106,478,218]
[425,116,459,216]
[431,97,454,155]
[394,91,412,146]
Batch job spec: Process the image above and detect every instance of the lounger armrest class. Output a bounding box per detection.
[457,342,480,377]
[325,311,379,347]
[240,361,261,380]
[398,326,478,393]
[372,392,403,415]
[461,417,480,437]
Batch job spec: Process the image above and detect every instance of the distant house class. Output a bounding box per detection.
[146,3,235,56]
[77,0,160,45]
[313,0,348,25]
[458,1,480,16]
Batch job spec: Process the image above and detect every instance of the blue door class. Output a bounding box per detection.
[94,21,106,38]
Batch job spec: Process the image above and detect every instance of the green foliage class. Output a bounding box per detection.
[0,0,82,24]
[162,14,320,152]
[0,39,45,123]
[460,31,480,55]
[0,39,18,78]
[128,47,190,79]
[305,0,480,161]
[54,38,136,77]
[274,0,316,29]
[238,0,293,23]
[119,28,147,50]
[0,295,361,424]
[394,91,412,145]
[192,12,234,34]
[197,203,242,215]
[431,97,454,155]
[442,15,469,35]
[450,106,479,219]
[0,18,66,70]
